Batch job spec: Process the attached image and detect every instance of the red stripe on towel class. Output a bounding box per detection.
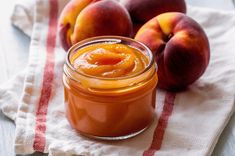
[143,92,176,156]
[33,0,58,152]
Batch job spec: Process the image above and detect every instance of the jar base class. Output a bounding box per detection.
[80,126,149,141]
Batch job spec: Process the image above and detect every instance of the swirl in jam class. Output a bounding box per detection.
[71,43,149,78]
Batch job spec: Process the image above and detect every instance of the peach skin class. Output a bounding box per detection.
[59,0,132,51]
[121,0,186,36]
[135,12,210,91]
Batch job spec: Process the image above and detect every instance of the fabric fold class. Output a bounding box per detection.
[11,0,34,37]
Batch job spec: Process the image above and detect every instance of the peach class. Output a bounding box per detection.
[121,0,186,23]
[59,0,132,51]
[135,13,210,91]
[121,0,186,36]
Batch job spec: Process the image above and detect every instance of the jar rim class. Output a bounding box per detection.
[65,36,156,81]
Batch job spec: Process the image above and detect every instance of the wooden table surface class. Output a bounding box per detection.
[0,0,234,155]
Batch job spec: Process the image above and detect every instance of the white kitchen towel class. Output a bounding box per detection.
[0,0,235,155]
[10,0,35,37]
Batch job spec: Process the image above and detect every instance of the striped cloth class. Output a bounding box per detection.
[1,0,235,155]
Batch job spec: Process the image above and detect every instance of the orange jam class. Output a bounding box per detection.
[63,36,158,140]
[71,43,149,78]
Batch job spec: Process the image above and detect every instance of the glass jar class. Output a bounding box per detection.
[63,36,158,140]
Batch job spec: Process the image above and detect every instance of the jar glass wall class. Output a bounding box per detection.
[63,36,158,140]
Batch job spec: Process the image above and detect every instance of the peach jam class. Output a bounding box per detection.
[63,36,158,140]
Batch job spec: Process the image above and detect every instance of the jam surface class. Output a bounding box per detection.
[71,43,149,78]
